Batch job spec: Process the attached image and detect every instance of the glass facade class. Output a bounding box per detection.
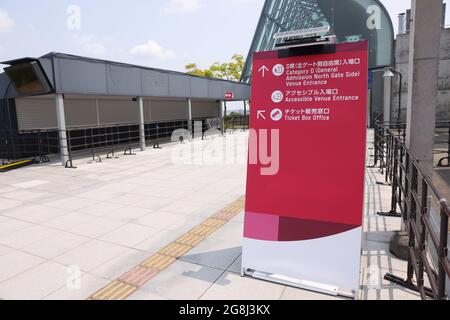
[242,0,394,82]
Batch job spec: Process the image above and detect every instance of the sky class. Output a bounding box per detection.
[0,0,448,73]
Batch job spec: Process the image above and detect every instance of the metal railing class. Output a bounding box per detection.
[371,118,450,300]
[64,122,145,168]
[371,115,406,178]
[372,117,450,171]
[435,121,450,168]
[0,117,226,168]
[0,129,58,165]
[224,115,249,132]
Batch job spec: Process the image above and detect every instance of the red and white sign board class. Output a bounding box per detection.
[242,42,368,294]
[225,91,234,100]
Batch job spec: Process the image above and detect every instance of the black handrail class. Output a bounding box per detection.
[0,117,226,167]
[224,115,250,132]
[372,118,450,300]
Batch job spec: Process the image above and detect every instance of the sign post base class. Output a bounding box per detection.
[242,268,355,299]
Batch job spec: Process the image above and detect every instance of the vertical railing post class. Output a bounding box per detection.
[406,164,418,283]
[84,128,87,154]
[447,121,450,164]
[115,125,119,146]
[385,131,392,183]
[417,179,428,294]
[437,205,449,299]
[6,132,11,163]
[398,145,404,210]
[90,128,95,161]
[373,120,379,167]
[402,123,406,143]
[379,134,401,217]
[373,120,380,167]
[22,132,26,159]
[379,125,385,174]
[47,130,51,156]
[66,130,71,167]
[391,139,399,212]
[220,100,225,136]
[37,130,42,162]
[403,152,410,222]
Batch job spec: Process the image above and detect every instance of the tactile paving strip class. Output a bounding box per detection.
[159,243,192,258]
[90,281,136,300]
[89,196,245,300]
[119,266,158,287]
[189,225,216,237]
[141,254,176,270]
[202,218,227,228]
[175,233,204,247]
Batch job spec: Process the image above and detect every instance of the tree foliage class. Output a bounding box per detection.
[185,54,245,81]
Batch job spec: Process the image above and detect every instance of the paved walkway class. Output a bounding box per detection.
[0,133,246,300]
[360,167,420,300]
[0,130,421,300]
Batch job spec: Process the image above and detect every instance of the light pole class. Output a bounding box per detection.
[383,68,403,124]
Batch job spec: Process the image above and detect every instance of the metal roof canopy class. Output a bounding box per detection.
[242,0,395,82]
[1,52,251,101]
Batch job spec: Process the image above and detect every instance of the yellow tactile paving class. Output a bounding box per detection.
[189,225,216,237]
[201,217,227,228]
[159,243,192,258]
[88,196,246,300]
[141,254,176,270]
[214,210,238,220]
[176,233,205,247]
[120,266,158,287]
[90,281,136,300]
[221,205,242,215]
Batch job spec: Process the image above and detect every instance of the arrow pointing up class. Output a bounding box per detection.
[258,65,269,78]
[257,110,266,120]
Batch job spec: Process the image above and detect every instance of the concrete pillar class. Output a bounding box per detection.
[138,97,146,151]
[187,98,193,138]
[383,77,392,124]
[55,94,68,166]
[220,100,225,135]
[406,0,443,179]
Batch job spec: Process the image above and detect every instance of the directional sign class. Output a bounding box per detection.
[257,110,266,120]
[242,42,369,293]
[258,65,269,77]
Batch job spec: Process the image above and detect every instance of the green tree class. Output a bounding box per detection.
[185,54,245,81]
[185,63,210,77]
[225,54,246,81]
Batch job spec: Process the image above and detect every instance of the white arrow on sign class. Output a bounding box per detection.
[258,65,269,77]
[257,110,266,120]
